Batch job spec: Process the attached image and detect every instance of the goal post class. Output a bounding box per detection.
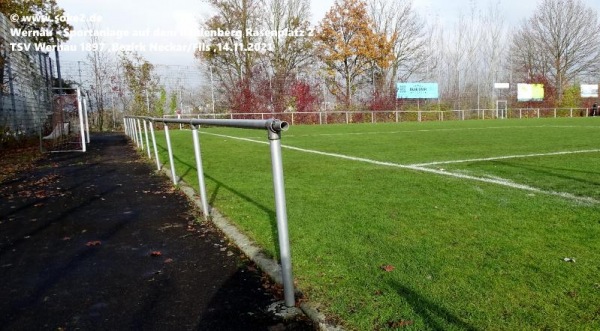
[496,100,508,119]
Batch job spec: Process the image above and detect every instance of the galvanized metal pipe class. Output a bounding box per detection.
[124,115,294,306]
[163,123,177,185]
[268,130,295,307]
[149,122,161,171]
[76,88,87,152]
[143,119,151,158]
[158,117,288,133]
[136,118,144,149]
[191,125,210,219]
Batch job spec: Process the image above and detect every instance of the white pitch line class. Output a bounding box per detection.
[284,124,598,138]
[410,149,600,167]
[202,132,599,204]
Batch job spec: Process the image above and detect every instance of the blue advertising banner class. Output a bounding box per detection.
[396,83,439,99]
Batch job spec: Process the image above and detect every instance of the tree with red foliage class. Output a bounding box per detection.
[229,79,263,117]
[288,81,317,113]
[366,90,396,111]
[287,81,320,124]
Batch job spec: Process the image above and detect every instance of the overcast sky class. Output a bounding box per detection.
[53,0,600,66]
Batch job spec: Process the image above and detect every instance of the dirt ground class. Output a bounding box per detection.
[0,132,315,330]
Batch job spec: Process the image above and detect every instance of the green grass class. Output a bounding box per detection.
[152,118,600,330]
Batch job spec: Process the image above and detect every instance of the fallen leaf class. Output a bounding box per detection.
[164,258,173,263]
[62,236,71,241]
[86,240,101,247]
[380,264,395,272]
[150,251,162,257]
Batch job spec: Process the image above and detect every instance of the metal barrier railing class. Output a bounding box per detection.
[164,107,591,125]
[123,116,295,307]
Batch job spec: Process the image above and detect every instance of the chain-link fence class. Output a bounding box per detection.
[0,13,53,144]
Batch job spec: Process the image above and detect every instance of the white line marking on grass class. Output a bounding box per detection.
[411,149,600,167]
[202,132,599,204]
[284,125,597,138]
[203,132,271,145]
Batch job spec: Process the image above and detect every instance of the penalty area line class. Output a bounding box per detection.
[410,149,600,167]
[201,132,598,204]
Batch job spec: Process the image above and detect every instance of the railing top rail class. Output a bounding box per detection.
[127,116,289,134]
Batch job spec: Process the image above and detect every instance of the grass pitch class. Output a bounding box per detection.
[154,117,600,330]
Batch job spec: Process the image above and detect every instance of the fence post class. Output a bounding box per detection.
[148,120,161,171]
[123,118,129,137]
[191,124,210,219]
[76,88,87,152]
[126,118,131,139]
[267,127,295,307]
[143,119,151,158]
[131,118,137,143]
[130,118,137,145]
[83,97,91,144]
[163,123,178,185]
[136,118,144,150]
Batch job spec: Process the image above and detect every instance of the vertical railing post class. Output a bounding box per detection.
[131,118,139,146]
[149,120,161,171]
[191,124,210,219]
[136,118,144,150]
[163,123,178,185]
[143,119,151,158]
[267,128,294,307]
[76,88,87,152]
[128,118,133,139]
[131,118,136,141]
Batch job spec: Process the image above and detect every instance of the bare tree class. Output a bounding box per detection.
[480,3,509,107]
[195,0,264,88]
[368,0,430,89]
[513,0,600,102]
[261,0,314,111]
[86,22,115,130]
[430,1,509,110]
